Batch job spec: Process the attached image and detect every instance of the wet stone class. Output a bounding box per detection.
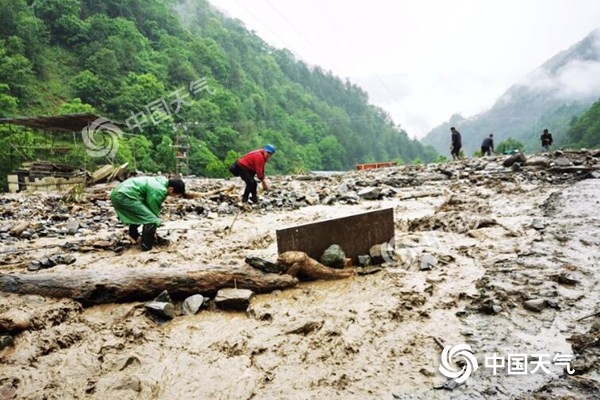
[340,191,359,203]
[370,243,393,264]
[553,157,573,167]
[357,187,381,200]
[320,244,346,269]
[524,299,547,312]
[66,221,80,235]
[144,301,175,320]
[531,219,547,230]
[322,195,336,205]
[182,294,204,315]
[215,288,254,311]
[39,258,57,269]
[0,335,13,350]
[154,290,172,303]
[357,255,371,267]
[28,260,42,271]
[305,195,319,205]
[420,253,438,271]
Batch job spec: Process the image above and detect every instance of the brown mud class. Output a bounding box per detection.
[1,158,599,399]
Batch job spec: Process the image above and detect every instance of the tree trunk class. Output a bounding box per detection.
[0,267,298,306]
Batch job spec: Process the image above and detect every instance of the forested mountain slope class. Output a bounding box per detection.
[421,29,600,155]
[0,0,436,190]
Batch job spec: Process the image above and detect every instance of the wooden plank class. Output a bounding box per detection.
[356,161,397,170]
[276,208,394,264]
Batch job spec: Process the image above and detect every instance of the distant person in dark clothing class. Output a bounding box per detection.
[450,127,462,160]
[229,144,276,210]
[540,129,553,152]
[481,134,494,156]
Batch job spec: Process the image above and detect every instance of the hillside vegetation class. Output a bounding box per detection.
[421,29,600,156]
[566,98,600,148]
[0,0,437,190]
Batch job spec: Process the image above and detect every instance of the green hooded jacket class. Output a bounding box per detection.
[110,176,169,226]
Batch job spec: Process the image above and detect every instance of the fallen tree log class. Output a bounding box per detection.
[0,266,298,306]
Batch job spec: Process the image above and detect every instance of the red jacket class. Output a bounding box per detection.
[237,149,269,180]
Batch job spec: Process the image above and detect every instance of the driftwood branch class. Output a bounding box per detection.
[186,186,236,199]
[277,251,354,280]
[0,266,297,306]
[398,192,441,201]
[575,310,600,322]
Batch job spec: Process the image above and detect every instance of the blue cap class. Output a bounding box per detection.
[264,144,276,154]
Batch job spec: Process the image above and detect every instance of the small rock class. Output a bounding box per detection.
[182,294,204,315]
[214,288,254,311]
[66,221,80,235]
[144,301,175,320]
[320,244,346,269]
[154,290,172,303]
[524,299,547,312]
[420,253,438,271]
[357,255,371,267]
[357,187,381,200]
[0,335,13,350]
[28,260,42,271]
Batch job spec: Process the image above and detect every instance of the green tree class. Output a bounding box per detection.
[0,83,18,117]
[496,138,525,154]
[59,98,95,114]
[155,135,176,172]
[317,136,345,170]
[567,99,600,148]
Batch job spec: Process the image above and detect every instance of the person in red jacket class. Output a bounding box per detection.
[229,144,276,209]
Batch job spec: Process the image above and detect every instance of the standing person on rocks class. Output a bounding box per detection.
[540,129,554,152]
[480,134,494,156]
[110,176,186,251]
[450,127,462,161]
[229,144,276,211]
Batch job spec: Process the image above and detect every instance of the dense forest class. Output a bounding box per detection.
[0,0,437,190]
[566,98,600,148]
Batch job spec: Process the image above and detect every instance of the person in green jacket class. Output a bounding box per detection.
[110,176,186,251]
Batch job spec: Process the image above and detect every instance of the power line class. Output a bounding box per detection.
[310,0,400,105]
[230,0,304,60]
[262,0,343,73]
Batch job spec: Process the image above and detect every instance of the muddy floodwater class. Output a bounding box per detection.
[1,161,599,399]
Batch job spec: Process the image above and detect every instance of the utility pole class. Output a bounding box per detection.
[173,124,190,176]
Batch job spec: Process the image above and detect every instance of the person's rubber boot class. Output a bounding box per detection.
[128,224,140,244]
[141,224,157,251]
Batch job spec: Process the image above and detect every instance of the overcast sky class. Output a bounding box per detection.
[208,0,600,138]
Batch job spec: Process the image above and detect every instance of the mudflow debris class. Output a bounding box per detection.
[1,149,600,399]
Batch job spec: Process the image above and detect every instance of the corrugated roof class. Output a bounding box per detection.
[0,113,122,133]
